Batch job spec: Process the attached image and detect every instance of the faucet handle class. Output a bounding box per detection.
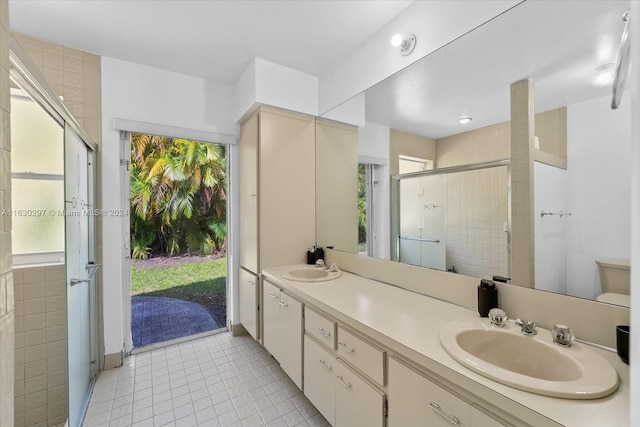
[515,319,537,336]
[488,308,507,327]
[551,324,574,347]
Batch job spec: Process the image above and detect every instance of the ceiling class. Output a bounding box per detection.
[8,0,412,85]
[362,0,630,139]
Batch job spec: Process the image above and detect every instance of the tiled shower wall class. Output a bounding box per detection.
[13,266,67,427]
[0,1,15,427]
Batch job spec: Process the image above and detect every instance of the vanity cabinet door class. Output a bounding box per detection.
[278,290,303,389]
[304,335,336,425]
[334,359,385,427]
[262,280,281,358]
[239,268,258,340]
[388,358,471,426]
[262,280,303,389]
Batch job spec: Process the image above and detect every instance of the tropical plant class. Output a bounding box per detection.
[130,133,227,259]
[358,164,367,244]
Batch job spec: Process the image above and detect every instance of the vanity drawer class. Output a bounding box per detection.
[337,326,385,386]
[305,307,336,349]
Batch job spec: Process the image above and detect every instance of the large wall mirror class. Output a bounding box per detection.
[318,0,631,306]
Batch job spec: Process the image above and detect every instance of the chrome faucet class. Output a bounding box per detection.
[515,319,537,336]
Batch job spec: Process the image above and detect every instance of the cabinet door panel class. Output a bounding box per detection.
[262,280,281,358]
[279,291,303,389]
[334,360,384,427]
[471,407,507,427]
[239,113,259,273]
[304,335,336,426]
[259,111,315,268]
[388,358,470,426]
[239,268,258,340]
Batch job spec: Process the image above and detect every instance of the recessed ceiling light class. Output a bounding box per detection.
[458,117,472,124]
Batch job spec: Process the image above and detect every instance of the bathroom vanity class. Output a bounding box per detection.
[261,265,629,427]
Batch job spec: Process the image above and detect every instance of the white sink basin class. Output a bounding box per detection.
[282,266,342,282]
[440,318,619,399]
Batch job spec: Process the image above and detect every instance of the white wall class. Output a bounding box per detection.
[317,1,519,114]
[534,161,568,294]
[565,94,631,300]
[100,57,236,356]
[234,58,318,122]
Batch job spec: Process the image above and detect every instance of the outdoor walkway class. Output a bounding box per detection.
[132,296,223,348]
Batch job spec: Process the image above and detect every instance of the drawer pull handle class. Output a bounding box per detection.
[279,301,288,308]
[319,359,332,371]
[338,342,355,353]
[429,402,459,425]
[269,293,278,299]
[317,327,331,337]
[336,375,352,389]
[249,280,255,285]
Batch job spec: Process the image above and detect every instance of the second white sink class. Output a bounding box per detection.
[440,318,619,399]
[282,266,342,282]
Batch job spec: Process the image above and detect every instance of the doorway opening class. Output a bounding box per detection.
[128,133,228,348]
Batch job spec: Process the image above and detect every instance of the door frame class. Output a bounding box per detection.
[116,124,235,354]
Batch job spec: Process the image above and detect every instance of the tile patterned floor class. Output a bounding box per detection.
[131,297,223,348]
[83,332,330,427]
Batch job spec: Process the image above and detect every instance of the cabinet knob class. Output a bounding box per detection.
[278,301,288,308]
[269,293,278,299]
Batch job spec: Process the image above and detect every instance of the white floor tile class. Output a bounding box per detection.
[83,332,329,427]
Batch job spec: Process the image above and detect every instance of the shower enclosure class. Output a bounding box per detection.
[391,160,511,280]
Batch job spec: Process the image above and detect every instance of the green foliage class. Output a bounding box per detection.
[358,164,367,244]
[130,134,227,259]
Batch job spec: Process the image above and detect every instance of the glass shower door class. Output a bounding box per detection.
[65,125,97,426]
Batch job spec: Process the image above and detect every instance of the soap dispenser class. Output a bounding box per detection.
[477,279,498,317]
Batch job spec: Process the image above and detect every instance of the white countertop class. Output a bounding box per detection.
[263,265,630,427]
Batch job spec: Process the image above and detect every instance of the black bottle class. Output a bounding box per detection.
[477,279,498,317]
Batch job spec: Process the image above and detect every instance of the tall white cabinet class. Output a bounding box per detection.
[238,106,316,340]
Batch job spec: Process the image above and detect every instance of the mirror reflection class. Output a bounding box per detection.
[319,0,631,305]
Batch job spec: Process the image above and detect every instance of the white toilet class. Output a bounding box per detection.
[595,259,630,307]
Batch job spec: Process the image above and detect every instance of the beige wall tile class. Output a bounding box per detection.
[48,400,67,420]
[24,374,47,394]
[22,298,45,316]
[45,280,65,297]
[45,310,65,328]
[46,355,66,374]
[44,265,65,282]
[23,344,45,363]
[13,268,24,285]
[46,325,65,343]
[24,360,47,380]
[47,371,66,388]
[23,329,46,347]
[46,340,66,358]
[62,85,83,104]
[24,389,46,411]
[22,283,45,301]
[62,46,82,59]
[22,268,45,284]
[22,313,45,332]
[63,71,82,89]
[45,295,65,313]
[42,67,63,86]
[63,56,82,74]
[24,405,47,425]
[47,385,66,404]
[42,51,63,71]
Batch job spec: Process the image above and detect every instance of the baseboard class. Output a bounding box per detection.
[103,351,123,370]
[230,322,248,337]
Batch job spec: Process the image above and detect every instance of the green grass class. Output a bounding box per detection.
[131,257,227,324]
